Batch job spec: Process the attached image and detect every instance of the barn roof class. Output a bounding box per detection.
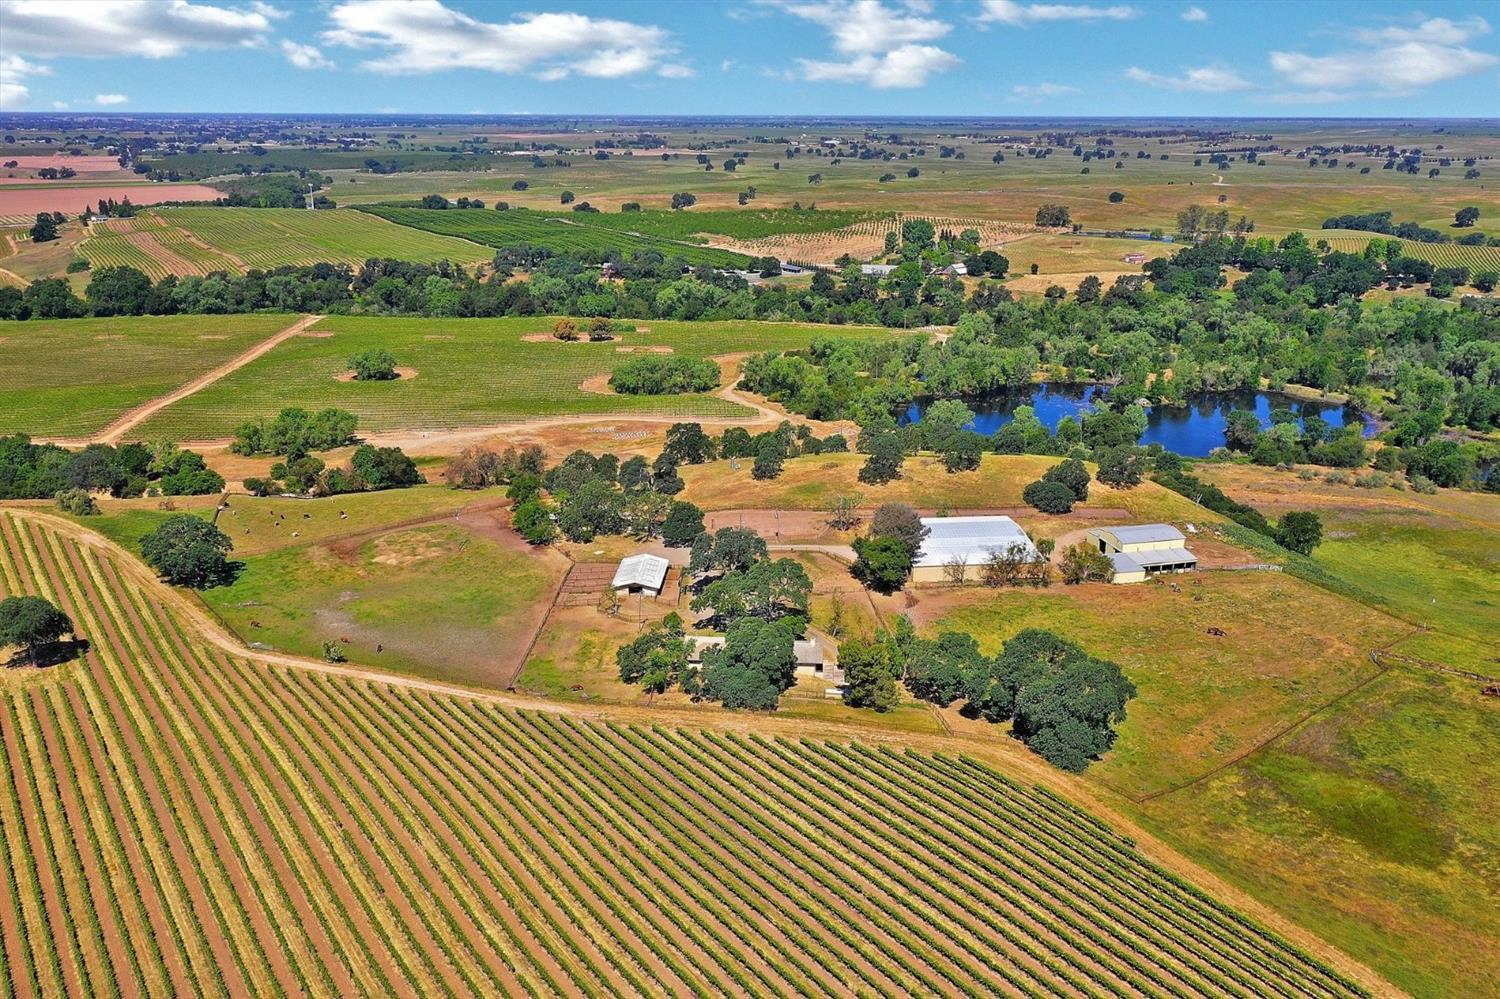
[1102,524,1186,545]
[612,554,669,590]
[915,516,1037,567]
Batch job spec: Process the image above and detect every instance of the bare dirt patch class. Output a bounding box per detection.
[333,366,419,383]
[369,530,451,567]
[0,183,223,216]
[578,374,615,395]
[521,332,617,344]
[299,329,335,338]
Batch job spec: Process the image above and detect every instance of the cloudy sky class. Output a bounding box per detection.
[1,0,1496,116]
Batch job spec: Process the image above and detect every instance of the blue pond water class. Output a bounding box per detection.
[900,384,1372,458]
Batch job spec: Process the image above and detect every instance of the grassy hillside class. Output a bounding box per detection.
[0,510,1368,998]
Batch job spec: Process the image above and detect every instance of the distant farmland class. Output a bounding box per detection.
[0,510,1369,999]
[1316,231,1500,272]
[359,206,752,267]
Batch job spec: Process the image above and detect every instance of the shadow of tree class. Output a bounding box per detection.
[3,638,90,669]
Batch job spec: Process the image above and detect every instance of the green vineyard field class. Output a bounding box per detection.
[359,206,752,267]
[153,207,492,270]
[1316,232,1500,273]
[0,510,1369,998]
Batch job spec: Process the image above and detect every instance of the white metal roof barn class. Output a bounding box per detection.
[611,554,670,595]
[913,516,1038,580]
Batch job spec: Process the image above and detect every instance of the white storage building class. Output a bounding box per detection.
[911,516,1037,584]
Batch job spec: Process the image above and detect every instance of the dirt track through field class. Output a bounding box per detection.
[47,314,325,447]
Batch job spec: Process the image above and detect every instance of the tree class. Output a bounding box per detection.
[661,501,706,547]
[1108,191,1125,203]
[663,422,717,465]
[942,553,969,586]
[84,265,151,316]
[1275,510,1323,555]
[54,488,98,515]
[826,493,863,531]
[670,192,697,210]
[1075,274,1102,304]
[351,445,422,489]
[30,212,58,243]
[688,526,768,578]
[140,515,234,588]
[560,191,575,205]
[1035,204,1071,227]
[1224,409,1262,452]
[752,437,786,480]
[617,618,691,688]
[700,617,799,709]
[901,217,935,249]
[839,636,900,711]
[1042,458,1090,501]
[858,431,904,485]
[905,631,983,707]
[1023,479,1076,514]
[851,535,913,593]
[350,348,398,381]
[1094,446,1146,488]
[0,596,72,665]
[512,498,556,544]
[1454,206,1480,228]
[1060,543,1114,584]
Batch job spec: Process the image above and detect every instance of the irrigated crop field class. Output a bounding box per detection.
[80,214,241,279]
[0,511,1369,998]
[0,313,299,438]
[131,315,900,439]
[359,206,751,267]
[154,208,492,270]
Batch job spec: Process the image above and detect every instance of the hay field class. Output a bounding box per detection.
[0,511,1368,998]
[132,316,904,439]
[0,313,299,438]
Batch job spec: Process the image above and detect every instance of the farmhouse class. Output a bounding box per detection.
[687,635,828,675]
[911,515,1037,584]
[611,553,670,597]
[1123,252,1148,265]
[1089,524,1197,583]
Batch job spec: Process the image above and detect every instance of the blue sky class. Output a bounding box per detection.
[1,0,1497,117]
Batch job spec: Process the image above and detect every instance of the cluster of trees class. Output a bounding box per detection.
[1221,406,1368,468]
[1023,458,1092,514]
[244,444,422,498]
[231,407,358,459]
[655,420,847,484]
[507,448,690,545]
[442,443,546,489]
[842,623,1135,771]
[0,436,223,501]
[616,526,812,710]
[607,355,720,395]
[349,348,399,381]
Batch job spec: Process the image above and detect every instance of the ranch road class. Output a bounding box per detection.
[2,506,1405,998]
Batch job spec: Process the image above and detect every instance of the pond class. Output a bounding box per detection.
[899,384,1373,457]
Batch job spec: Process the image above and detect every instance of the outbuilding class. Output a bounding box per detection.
[611,553,670,597]
[687,635,828,675]
[911,515,1037,584]
[1088,524,1197,583]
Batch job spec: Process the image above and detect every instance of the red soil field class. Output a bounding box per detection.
[0,184,222,215]
[0,155,127,175]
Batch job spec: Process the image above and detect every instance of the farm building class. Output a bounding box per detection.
[861,264,896,277]
[1089,524,1198,583]
[911,516,1038,584]
[1123,252,1148,265]
[687,636,828,675]
[611,553,670,597]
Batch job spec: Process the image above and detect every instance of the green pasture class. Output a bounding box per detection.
[154,207,491,269]
[133,315,902,439]
[1137,665,1500,998]
[0,313,295,437]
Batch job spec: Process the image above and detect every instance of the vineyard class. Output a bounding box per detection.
[0,313,300,438]
[549,207,872,242]
[132,315,904,439]
[360,206,751,267]
[1316,233,1500,273]
[153,208,492,270]
[0,509,1369,998]
[80,215,241,280]
[702,213,1039,265]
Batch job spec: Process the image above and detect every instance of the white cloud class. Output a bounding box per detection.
[0,0,275,59]
[0,54,50,107]
[322,0,677,79]
[658,63,696,78]
[1270,16,1496,94]
[1009,81,1078,100]
[51,100,69,109]
[799,44,961,87]
[721,59,738,72]
[94,93,129,106]
[770,1,959,87]
[1125,64,1253,92]
[976,0,1139,26]
[1180,6,1207,22]
[281,40,333,70]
